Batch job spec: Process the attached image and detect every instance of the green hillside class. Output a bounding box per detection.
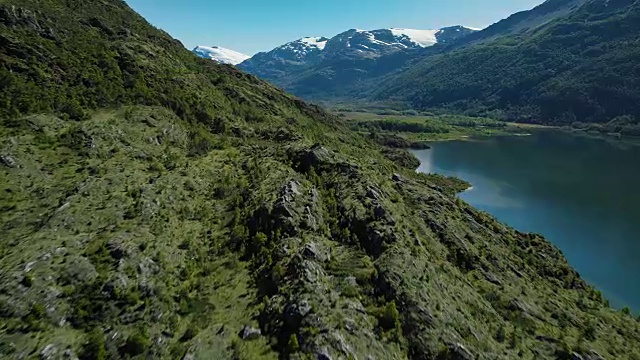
[375,0,640,129]
[1,1,639,359]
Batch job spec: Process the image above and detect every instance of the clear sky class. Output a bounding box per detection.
[126,0,544,55]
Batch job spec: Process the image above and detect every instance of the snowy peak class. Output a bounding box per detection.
[299,37,329,50]
[330,26,477,52]
[311,26,477,60]
[192,46,250,65]
[389,28,440,47]
[269,36,330,61]
[238,25,478,81]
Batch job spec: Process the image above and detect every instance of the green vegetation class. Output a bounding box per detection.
[375,1,640,127]
[339,112,526,152]
[80,328,107,360]
[0,0,639,359]
[122,331,150,357]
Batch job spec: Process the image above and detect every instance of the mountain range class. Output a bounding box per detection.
[2,0,640,359]
[193,26,477,95]
[373,0,640,126]
[194,26,476,65]
[195,0,640,128]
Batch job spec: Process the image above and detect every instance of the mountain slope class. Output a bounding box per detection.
[450,0,588,48]
[1,1,640,360]
[192,45,250,65]
[233,36,329,80]
[239,26,477,99]
[372,0,640,126]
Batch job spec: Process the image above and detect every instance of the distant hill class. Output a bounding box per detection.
[449,0,588,48]
[372,0,640,127]
[226,0,640,129]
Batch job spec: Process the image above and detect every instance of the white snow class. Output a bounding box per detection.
[389,28,440,47]
[300,37,328,50]
[192,46,250,65]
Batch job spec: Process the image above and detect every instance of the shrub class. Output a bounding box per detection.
[180,326,198,342]
[23,303,46,331]
[80,328,107,360]
[121,331,150,357]
[60,99,90,121]
[495,325,506,343]
[287,334,300,353]
[21,275,33,287]
[378,301,400,330]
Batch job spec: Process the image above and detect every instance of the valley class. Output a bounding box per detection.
[1,0,640,359]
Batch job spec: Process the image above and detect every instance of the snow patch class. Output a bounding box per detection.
[300,37,328,50]
[192,46,250,65]
[389,28,440,47]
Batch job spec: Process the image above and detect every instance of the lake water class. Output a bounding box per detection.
[411,131,640,311]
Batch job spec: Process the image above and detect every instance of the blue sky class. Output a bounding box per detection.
[126,0,544,55]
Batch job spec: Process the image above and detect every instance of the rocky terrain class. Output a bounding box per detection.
[0,0,639,359]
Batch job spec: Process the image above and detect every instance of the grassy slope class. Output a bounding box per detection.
[1,1,639,359]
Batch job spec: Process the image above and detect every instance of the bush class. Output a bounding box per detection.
[80,328,107,360]
[121,331,150,357]
[378,301,400,330]
[60,99,90,121]
[180,326,198,342]
[287,334,300,353]
[21,275,33,287]
[23,303,46,331]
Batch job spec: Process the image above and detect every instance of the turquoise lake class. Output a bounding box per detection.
[411,131,640,312]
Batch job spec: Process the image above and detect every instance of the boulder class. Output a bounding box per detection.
[446,343,474,360]
[0,154,16,167]
[482,270,502,286]
[63,349,77,359]
[106,236,132,260]
[392,173,405,182]
[239,325,261,340]
[62,256,98,285]
[302,242,325,261]
[305,206,318,230]
[39,344,57,360]
[284,300,312,326]
[137,257,159,278]
[366,186,382,202]
[104,274,129,299]
[316,348,333,360]
[296,144,335,172]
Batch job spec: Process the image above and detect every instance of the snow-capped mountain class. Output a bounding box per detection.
[277,37,329,61]
[238,25,477,90]
[243,36,330,66]
[241,26,476,69]
[192,46,250,65]
[321,26,476,59]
